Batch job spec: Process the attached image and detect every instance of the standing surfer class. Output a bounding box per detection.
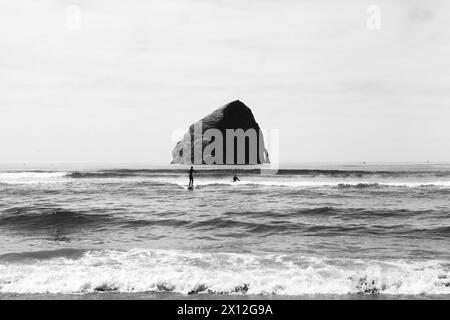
[188,166,195,188]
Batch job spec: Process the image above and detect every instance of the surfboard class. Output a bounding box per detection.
[188,186,194,190]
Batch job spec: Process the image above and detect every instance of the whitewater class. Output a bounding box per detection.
[0,164,449,298]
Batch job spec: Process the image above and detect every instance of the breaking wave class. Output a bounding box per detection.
[2,170,450,190]
[0,172,69,185]
[155,178,450,190]
[0,248,448,295]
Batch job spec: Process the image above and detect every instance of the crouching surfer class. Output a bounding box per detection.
[233,173,240,182]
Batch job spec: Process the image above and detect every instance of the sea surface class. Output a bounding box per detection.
[0,163,449,299]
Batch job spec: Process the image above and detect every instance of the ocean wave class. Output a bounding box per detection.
[224,207,445,221]
[275,169,450,178]
[0,207,195,232]
[0,248,87,263]
[3,170,450,190]
[1,206,447,240]
[0,248,448,295]
[67,168,450,178]
[154,178,450,190]
[0,171,69,184]
[0,208,114,230]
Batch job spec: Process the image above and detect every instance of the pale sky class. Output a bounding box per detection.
[1,0,449,164]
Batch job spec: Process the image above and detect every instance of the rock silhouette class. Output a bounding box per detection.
[171,100,270,164]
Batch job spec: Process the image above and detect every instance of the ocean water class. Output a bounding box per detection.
[0,163,449,298]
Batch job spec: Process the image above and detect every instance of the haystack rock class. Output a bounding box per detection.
[171,100,270,165]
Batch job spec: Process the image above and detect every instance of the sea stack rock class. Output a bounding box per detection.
[171,100,270,165]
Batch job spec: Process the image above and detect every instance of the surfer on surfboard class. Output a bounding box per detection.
[233,173,240,182]
[188,166,195,188]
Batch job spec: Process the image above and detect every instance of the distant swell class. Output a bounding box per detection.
[0,249,448,295]
[67,169,450,179]
[1,168,450,180]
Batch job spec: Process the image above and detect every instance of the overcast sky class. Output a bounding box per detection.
[1,0,449,164]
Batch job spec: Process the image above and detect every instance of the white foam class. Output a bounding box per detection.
[0,172,69,185]
[151,177,450,189]
[0,248,448,295]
